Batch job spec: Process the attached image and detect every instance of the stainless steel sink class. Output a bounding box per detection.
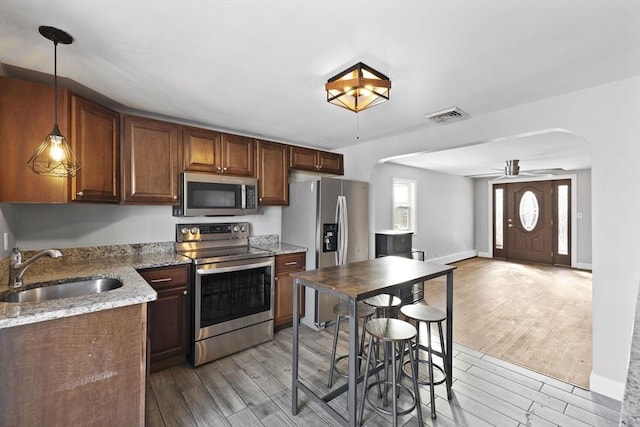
[1,278,123,303]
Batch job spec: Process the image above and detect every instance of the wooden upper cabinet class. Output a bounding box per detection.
[182,127,255,177]
[256,140,289,206]
[290,146,343,175]
[182,126,222,172]
[221,133,255,177]
[0,76,69,203]
[70,95,119,203]
[121,115,180,204]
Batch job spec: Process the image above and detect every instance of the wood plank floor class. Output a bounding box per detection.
[424,257,592,388]
[148,324,620,426]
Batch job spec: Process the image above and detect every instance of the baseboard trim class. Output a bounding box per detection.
[477,251,491,258]
[427,250,477,265]
[590,371,625,401]
[575,262,592,271]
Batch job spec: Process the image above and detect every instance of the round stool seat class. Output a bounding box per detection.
[366,318,416,342]
[334,301,376,318]
[363,294,402,309]
[401,303,446,323]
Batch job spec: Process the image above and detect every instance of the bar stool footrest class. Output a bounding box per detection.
[402,359,447,386]
[364,380,417,417]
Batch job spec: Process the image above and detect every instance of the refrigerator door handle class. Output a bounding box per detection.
[335,195,348,265]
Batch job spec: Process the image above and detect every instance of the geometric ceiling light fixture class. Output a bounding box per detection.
[27,25,80,177]
[325,62,391,113]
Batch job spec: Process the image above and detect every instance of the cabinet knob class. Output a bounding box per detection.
[223,167,228,171]
[217,167,222,171]
[183,290,188,296]
[173,195,178,200]
[76,191,83,197]
[275,276,278,281]
[259,198,263,202]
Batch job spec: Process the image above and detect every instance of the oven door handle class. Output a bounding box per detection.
[196,259,273,275]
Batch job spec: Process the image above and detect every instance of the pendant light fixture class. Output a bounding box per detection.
[27,26,80,177]
[325,62,391,113]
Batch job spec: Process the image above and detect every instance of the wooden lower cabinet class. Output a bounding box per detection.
[138,264,190,372]
[274,252,306,329]
[0,304,148,426]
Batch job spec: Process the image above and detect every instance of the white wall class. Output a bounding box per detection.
[370,162,475,262]
[473,169,592,267]
[4,204,281,250]
[340,76,640,400]
[0,204,17,258]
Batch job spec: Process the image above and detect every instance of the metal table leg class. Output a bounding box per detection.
[292,278,300,414]
[446,270,453,394]
[347,297,358,426]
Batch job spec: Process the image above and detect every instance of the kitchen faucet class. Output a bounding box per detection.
[8,247,63,288]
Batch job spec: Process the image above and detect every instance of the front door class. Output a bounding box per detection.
[493,179,571,266]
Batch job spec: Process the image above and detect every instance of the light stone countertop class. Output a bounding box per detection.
[0,244,191,329]
[620,281,640,424]
[253,242,307,255]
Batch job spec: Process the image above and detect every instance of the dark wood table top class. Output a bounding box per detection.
[291,256,456,300]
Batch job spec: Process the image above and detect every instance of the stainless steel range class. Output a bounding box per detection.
[176,222,274,366]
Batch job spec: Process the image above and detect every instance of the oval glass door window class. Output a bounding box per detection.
[519,191,539,231]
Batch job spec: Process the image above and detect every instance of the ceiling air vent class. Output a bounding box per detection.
[425,107,469,124]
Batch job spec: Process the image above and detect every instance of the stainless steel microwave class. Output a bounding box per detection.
[173,172,259,217]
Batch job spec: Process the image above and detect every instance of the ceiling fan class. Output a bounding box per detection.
[474,160,565,180]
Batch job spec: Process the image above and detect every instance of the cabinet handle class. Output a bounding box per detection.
[76,192,83,197]
[285,261,297,266]
[150,277,172,283]
[183,290,188,295]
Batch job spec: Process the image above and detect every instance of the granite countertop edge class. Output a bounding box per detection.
[0,250,191,329]
[253,242,307,255]
[620,281,640,424]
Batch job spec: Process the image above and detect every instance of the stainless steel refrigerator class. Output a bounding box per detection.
[282,177,369,330]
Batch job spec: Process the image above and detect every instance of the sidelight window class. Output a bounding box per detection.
[495,188,504,249]
[558,184,569,255]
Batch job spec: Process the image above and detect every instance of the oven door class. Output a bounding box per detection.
[194,256,274,341]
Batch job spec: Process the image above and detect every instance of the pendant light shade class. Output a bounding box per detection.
[325,62,391,113]
[27,26,80,177]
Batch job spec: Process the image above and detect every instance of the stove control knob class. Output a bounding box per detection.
[190,227,199,235]
[232,225,240,233]
[240,224,247,232]
[179,227,189,235]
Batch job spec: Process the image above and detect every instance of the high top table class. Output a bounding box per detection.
[290,256,456,426]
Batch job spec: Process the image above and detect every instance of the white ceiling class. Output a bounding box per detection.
[1,1,639,176]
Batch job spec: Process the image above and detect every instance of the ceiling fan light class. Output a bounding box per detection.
[325,62,391,113]
[505,159,520,176]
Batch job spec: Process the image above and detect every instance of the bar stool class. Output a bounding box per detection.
[358,318,423,427]
[327,301,376,388]
[400,303,451,419]
[362,294,402,318]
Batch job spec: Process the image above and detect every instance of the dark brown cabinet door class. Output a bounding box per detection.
[182,126,222,172]
[317,151,344,175]
[256,140,289,206]
[138,265,190,373]
[70,96,119,203]
[274,253,306,329]
[289,145,344,175]
[221,133,255,177]
[289,146,318,172]
[0,76,69,203]
[122,115,180,204]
